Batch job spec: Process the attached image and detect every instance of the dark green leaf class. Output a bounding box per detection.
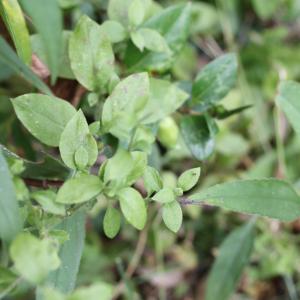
[0,37,52,95]
[20,0,63,83]
[191,53,238,112]
[205,221,255,300]
[0,150,22,242]
[189,179,300,221]
[180,115,215,161]
[12,94,76,147]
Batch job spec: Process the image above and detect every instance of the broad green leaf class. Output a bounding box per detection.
[0,150,22,242]
[12,94,76,147]
[20,0,63,84]
[126,151,147,185]
[31,31,75,80]
[180,115,215,161]
[143,166,163,196]
[31,190,66,216]
[178,167,201,192]
[131,125,155,152]
[68,282,113,300]
[162,201,182,233]
[205,221,255,300]
[118,187,147,230]
[56,175,103,204]
[137,28,170,53]
[189,179,300,221]
[0,0,32,64]
[191,53,238,111]
[276,80,300,135]
[124,3,191,72]
[141,78,189,124]
[103,206,121,239]
[43,211,86,294]
[152,187,175,204]
[69,15,115,92]
[59,110,98,169]
[10,233,60,284]
[102,72,150,139]
[128,0,145,27]
[100,20,127,43]
[0,37,52,95]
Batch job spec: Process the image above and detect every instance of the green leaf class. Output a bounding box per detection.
[126,151,147,185]
[102,72,150,139]
[100,20,127,43]
[152,187,175,203]
[0,150,22,242]
[124,3,192,72]
[31,190,66,216]
[12,94,76,147]
[20,0,63,84]
[177,167,201,192]
[251,0,281,19]
[59,110,98,169]
[0,37,52,95]
[141,78,189,124]
[68,282,113,300]
[43,211,86,294]
[205,221,255,300]
[31,31,75,80]
[0,0,32,64]
[69,15,115,92]
[143,166,163,196]
[162,201,182,233]
[189,179,300,221]
[180,115,215,161]
[118,187,147,230]
[103,206,121,239]
[130,30,145,52]
[10,233,60,284]
[128,0,145,27]
[56,175,103,204]
[157,116,179,148]
[276,80,300,135]
[191,53,238,112]
[137,28,170,53]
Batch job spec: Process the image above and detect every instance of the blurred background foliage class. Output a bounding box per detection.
[2,0,300,299]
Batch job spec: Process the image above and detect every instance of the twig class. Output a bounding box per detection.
[71,85,86,108]
[23,178,64,189]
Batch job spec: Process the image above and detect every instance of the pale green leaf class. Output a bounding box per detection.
[143,166,163,196]
[157,116,179,148]
[20,0,63,84]
[56,175,103,204]
[0,0,31,64]
[189,179,300,221]
[103,206,121,239]
[191,53,238,111]
[10,233,60,284]
[32,190,65,216]
[0,150,22,242]
[118,187,147,230]
[69,15,115,92]
[152,187,175,203]
[276,80,300,135]
[162,201,182,233]
[128,0,145,26]
[102,72,150,139]
[59,110,98,169]
[205,221,255,300]
[137,28,170,53]
[178,167,201,192]
[130,30,145,51]
[67,282,113,300]
[100,20,127,43]
[12,93,76,147]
